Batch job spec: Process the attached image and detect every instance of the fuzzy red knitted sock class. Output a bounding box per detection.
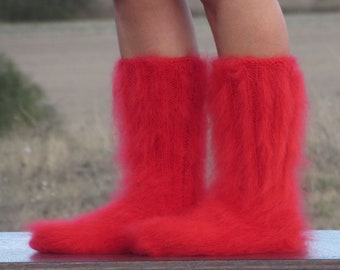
[128,56,309,256]
[28,56,207,254]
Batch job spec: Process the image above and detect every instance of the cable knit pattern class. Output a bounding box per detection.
[128,56,310,256]
[28,56,207,254]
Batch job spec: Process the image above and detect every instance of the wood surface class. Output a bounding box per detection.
[0,230,339,269]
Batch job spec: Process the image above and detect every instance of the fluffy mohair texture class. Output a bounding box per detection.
[28,56,207,254]
[128,56,310,256]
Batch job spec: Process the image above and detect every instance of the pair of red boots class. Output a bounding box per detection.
[29,55,309,256]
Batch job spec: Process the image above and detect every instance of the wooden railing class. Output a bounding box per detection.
[0,230,339,269]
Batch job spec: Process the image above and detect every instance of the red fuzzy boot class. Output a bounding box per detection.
[28,56,207,254]
[129,56,309,256]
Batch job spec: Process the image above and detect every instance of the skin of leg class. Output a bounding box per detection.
[201,0,290,57]
[113,0,198,58]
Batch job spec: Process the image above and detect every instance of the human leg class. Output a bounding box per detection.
[114,0,198,58]
[29,0,207,254]
[201,0,289,57]
[128,0,309,256]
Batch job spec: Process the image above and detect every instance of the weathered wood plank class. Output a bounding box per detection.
[0,230,339,269]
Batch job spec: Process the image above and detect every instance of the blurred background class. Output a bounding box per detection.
[0,0,339,231]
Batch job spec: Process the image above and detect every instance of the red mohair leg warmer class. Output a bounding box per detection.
[128,56,310,256]
[28,56,207,254]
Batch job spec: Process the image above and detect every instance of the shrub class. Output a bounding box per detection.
[0,54,60,136]
[0,0,92,22]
